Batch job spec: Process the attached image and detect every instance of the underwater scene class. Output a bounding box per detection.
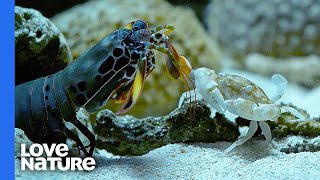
[15,0,320,179]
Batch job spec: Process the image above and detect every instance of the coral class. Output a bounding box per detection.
[205,0,320,58]
[245,54,320,88]
[51,0,221,117]
[15,6,72,85]
[94,102,239,156]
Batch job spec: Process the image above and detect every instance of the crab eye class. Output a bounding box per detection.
[132,19,148,30]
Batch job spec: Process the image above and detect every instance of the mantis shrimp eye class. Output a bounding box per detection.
[134,29,151,42]
[132,19,148,30]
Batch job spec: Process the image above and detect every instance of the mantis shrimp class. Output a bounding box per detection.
[15,19,192,157]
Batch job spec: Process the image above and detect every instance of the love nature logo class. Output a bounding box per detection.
[20,143,95,171]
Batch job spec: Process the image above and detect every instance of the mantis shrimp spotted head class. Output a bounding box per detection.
[63,19,193,115]
[15,19,193,157]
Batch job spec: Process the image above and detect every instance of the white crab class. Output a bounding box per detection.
[179,67,305,153]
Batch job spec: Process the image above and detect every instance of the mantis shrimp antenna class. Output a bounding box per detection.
[270,74,288,103]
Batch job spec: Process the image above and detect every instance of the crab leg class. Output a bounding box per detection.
[178,90,199,108]
[224,120,258,153]
[280,106,306,121]
[258,121,272,144]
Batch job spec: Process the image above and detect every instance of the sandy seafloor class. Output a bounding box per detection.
[15,68,320,180]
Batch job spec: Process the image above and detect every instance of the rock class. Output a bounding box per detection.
[51,0,221,117]
[245,54,320,88]
[94,102,239,156]
[15,6,72,85]
[15,128,33,159]
[205,0,320,58]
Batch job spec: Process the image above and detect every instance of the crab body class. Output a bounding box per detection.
[198,71,281,121]
[180,67,304,153]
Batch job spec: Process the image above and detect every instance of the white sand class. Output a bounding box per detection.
[16,137,320,179]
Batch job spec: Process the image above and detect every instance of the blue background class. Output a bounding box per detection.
[0,0,14,178]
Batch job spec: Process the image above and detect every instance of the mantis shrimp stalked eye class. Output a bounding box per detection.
[15,19,193,157]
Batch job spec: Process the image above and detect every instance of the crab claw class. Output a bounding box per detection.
[270,74,288,102]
